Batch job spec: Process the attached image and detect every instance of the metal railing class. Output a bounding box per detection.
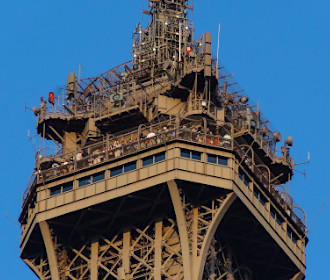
[22,118,305,233]
[37,125,233,184]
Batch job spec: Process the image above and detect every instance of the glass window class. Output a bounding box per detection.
[124,161,137,173]
[253,188,266,205]
[253,188,259,199]
[79,176,91,187]
[271,206,284,226]
[259,192,267,206]
[287,227,297,243]
[291,230,298,244]
[180,149,190,158]
[93,172,105,183]
[110,166,123,177]
[143,156,153,167]
[287,228,292,238]
[207,154,217,164]
[243,175,250,186]
[270,206,276,219]
[218,156,228,166]
[62,182,73,193]
[238,169,244,180]
[191,151,201,161]
[50,186,61,197]
[276,215,284,226]
[155,152,166,163]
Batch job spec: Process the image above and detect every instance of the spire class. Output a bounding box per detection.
[132,0,194,77]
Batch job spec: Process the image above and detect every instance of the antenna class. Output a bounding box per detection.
[294,169,307,179]
[78,64,81,84]
[305,200,327,237]
[141,1,144,23]
[216,24,221,68]
[27,129,39,153]
[179,22,183,62]
[24,104,32,112]
[4,213,20,229]
[294,152,311,166]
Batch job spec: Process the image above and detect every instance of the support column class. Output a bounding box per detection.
[123,231,131,280]
[192,207,199,268]
[196,193,236,280]
[24,259,45,280]
[90,241,99,280]
[167,180,192,280]
[39,221,60,280]
[154,221,163,280]
[291,272,305,280]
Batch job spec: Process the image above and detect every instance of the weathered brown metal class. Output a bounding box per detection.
[20,1,307,279]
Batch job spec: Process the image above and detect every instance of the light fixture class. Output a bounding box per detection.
[186,46,193,53]
[285,136,293,147]
[240,96,249,104]
[260,126,269,136]
[273,132,282,142]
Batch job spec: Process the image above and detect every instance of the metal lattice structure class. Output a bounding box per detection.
[20,1,307,280]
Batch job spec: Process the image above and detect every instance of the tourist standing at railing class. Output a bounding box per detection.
[192,127,198,141]
[181,125,191,140]
[114,140,122,157]
[223,134,232,147]
[146,130,156,146]
[128,137,136,152]
[161,127,168,142]
[76,151,82,161]
[108,143,114,158]
[197,127,203,143]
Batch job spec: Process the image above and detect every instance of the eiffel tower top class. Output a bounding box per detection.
[20,2,307,279]
[24,0,305,239]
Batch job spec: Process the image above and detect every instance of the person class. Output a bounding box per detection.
[76,151,82,161]
[146,130,156,146]
[223,134,232,147]
[146,130,156,139]
[114,140,122,157]
[182,125,191,140]
[108,144,114,158]
[93,149,102,164]
[51,162,60,177]
[34,168,42,181]
[192,127,198,141]
[156,129,162,144]
[213,134,219,146]
[129,137,136,152]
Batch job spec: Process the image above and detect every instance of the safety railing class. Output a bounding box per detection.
[23,117,305,233]
[37,125,233,184]
[233,140,306,233]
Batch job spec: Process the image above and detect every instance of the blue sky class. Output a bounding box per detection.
[1,0,329,279]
